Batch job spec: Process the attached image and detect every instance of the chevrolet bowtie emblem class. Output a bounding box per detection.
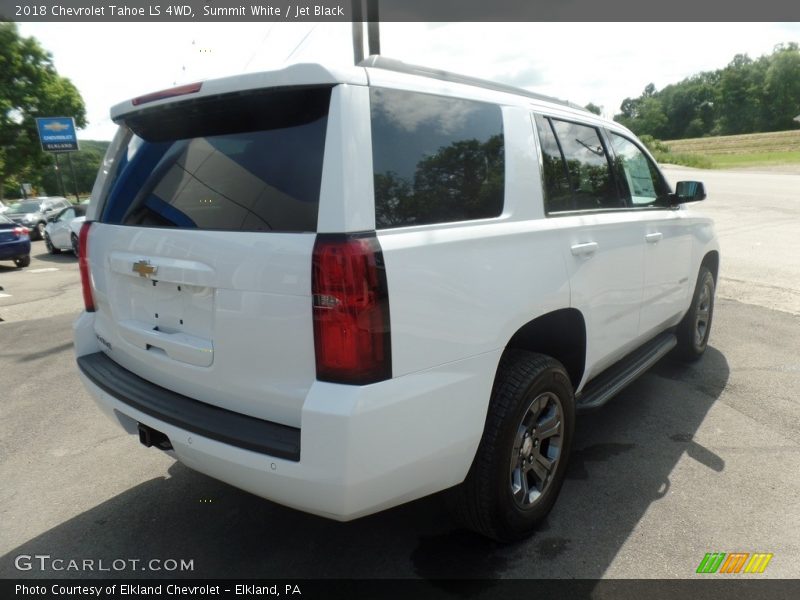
[132,260,158,278]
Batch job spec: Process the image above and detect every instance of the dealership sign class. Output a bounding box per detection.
[35,117,79,152]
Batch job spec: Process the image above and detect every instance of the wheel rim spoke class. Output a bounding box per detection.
[531,454,552,486]
[535,413,561,441]
[509,391,564,510]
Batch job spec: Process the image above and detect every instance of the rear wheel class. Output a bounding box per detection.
[71,233,79,256]
[450,351,575,542]
[674,266,715,361]
[14,255,31,268]
[44,233,61,254]
[35,222,46,241]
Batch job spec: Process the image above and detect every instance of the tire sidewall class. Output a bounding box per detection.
[690,269,715,355]
[492,364,575,537]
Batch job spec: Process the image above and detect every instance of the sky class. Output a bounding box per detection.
[16,22,800,141]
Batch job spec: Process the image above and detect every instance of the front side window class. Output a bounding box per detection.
[609,133,670,207]
[370,88,505,229]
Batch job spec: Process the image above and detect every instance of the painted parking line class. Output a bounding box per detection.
[27,268,60,273]
[0,292,11,298]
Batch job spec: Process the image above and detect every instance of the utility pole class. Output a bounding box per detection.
[351,0,380,64]
[66,153,80,202]
[53,153,66,197]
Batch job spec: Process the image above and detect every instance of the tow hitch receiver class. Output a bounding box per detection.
[138,423,173,451]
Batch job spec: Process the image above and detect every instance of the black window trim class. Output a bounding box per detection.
[533,113,629,217]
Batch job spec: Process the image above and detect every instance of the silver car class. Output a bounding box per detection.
[5,197,73,240]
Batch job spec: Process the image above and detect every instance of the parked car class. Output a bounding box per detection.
[0,200,9,214]
[5,196,73,240]
[0,213,31,268]
[44,204,87,255]
[74,57,719,541]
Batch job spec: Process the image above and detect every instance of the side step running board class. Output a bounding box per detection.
[576,332,676,413]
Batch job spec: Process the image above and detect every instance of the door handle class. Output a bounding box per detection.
[570,242,598,257]
[645,232,663,244]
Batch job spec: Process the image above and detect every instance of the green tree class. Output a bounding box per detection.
[763,44,800,131]
[0,22,87,200]
[39,143,106,197]
[636,97,668,138]
[584,103,602,116]
[716,54,764,134]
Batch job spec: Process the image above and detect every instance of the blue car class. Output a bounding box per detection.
[0,213,31,268]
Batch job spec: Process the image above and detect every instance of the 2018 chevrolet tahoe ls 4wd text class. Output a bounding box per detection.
[74,57,719,541]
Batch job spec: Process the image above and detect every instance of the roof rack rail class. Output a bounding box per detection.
[358,55,588,113]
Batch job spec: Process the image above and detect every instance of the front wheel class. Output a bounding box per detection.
[674,266,715,361]
[35,222,46,241]
[44,233,61,254]
[71,233,79,256]
[450,351,575,542]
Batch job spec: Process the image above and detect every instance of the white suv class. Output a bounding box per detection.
[74,57,718,541]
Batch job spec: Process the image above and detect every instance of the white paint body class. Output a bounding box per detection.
[45,210,85,252]
[75,62,719,520]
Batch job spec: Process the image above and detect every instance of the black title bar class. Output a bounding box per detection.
[4,579,800,600]
[2,0,799,22]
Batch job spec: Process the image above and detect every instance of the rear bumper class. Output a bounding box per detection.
[74,311,500,520]
[0,239,31,259]
[78,352,301,460]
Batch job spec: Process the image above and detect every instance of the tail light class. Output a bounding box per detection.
[78,221,95,312]
[312,233,391,385]
[12,227,28,238]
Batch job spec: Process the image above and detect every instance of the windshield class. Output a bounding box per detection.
[8,201,40,213]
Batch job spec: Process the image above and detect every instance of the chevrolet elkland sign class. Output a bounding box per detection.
[35,117,79,152]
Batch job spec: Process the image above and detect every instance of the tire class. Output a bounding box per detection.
[35,222,46,241]
[14,255,31,268]
[450,350,575,542]
[674,266,715,362]
[44,233,61,254]
[71,233,79,256]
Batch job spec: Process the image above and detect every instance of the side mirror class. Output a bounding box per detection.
[672,181,706,204]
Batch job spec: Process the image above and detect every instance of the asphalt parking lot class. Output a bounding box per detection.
[1,167,799,580]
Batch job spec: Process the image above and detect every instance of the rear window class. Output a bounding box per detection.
[370,88,505,229]
[99,86,332,232]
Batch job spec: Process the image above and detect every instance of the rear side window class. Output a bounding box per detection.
[535,115,621,213]
[100,86,332,232]
[534,115,573,213]
[370,88,504,229]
